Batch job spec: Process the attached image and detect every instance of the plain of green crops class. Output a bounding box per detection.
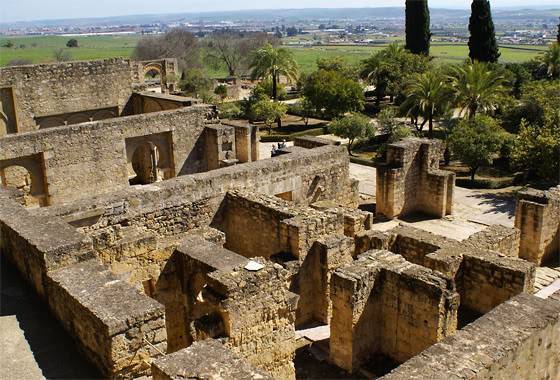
[0,35,548,75]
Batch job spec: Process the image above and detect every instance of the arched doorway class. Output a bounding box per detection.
[142,65,163,93]
[129,141,161,185]
[0,165,40,207]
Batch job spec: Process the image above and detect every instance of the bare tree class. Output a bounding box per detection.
[205,31,278,77]
[53,48,71,62]
[133,28,200,72]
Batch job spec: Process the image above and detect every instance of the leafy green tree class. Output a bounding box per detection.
[448,61,506,118]
[405,0,431,55]
[361,44,429,105]
[316,56,358,79]
[500,80,560,133]
[329,113,375,154]
[468,0,500,63]
[302,69,364,118]
[450,115,506,180]
[253,79,287,100]
[377,108,412,143]
[290,97,316,126]
[2,41,14,48]
[214,84,228,102]
[540,43,560,79]
[557,17,560,44]
[503,63,532,99]
[66,39,78,48]
[400,70,451,138]
[511,114,560,183]
[251,99,288,134]
[179,69,213,97]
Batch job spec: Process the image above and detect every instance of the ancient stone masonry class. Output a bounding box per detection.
[376,138,455,219]
[158,235,298,379]
[330,250,459,373]
[152,340,274,380]
[381,292,560,380]
[2,61,559,380]
[515,185,560,265]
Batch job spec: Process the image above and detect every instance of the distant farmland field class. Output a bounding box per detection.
[0,35,548,75]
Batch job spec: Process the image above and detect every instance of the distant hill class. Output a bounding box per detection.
[1,7,558,30]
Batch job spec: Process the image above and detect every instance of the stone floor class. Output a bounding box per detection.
[0,256,101,379]
[0,316,44,380]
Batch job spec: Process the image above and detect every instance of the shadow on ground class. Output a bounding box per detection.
[466,192,516,218]
[1,256,101,379]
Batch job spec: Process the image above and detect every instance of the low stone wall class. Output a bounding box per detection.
[381,292,560,380]
[0,191,93,297]
[35,146,355,260]
[0,192,167,378]
[47,259,167,378]
[166,236,298,380]
[152,340,273,380]
[376,138,455,219]
[0,58,134,132]
[459,250,535,314]
[515,186,560,265]
[330,250,458,373]
[293,135,338,149]
[0,105,215,205]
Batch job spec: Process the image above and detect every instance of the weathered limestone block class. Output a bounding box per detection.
[330,250,458,373]
[222,191,345,260]
[462,224,521,257]
[159,237,297,379]
[152,340,274,380]
[376,138,455,219]
[459,250,535,314]
[297,234,355,325]
[515,185,560,265]
[207,258,299,380]
[381,293,560,380]
[46,259,167,379]
[388,224,456,266]
[204,124,237,170]
[354,230,393,256]
[0,58,134,132]
[293,135,339,149]
[0,191,94,297]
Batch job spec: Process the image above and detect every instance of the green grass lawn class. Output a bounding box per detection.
[0,35,548,75]
[0,35,140,66]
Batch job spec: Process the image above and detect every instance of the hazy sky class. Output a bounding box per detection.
[2,0,558,23]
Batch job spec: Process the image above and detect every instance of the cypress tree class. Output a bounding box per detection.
[468,0,500,63]
[557,17,559,44]
[405,0,431,55]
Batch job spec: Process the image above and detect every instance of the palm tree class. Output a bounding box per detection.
[249,43,299,101]
[249,43,298,128]
[448,61,505,118]
[540,43,560,79]
[400,70,451,138]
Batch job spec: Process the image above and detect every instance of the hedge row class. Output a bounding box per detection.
[455,176,520,189]
[259,127,327,142]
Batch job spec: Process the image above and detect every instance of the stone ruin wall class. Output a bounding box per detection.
[0,58,134,132]
[515,185,560,265]
[0,105,215,205]
[376,138,454,219]
[330,250,459,373]
[21,145,356,292]
[381,292,560,380]
[0,190,166,378]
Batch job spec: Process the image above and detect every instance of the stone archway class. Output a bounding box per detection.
[142,63,164,93]
[129,141,160,185]
[0,153,49,207]
[125,132,175,185]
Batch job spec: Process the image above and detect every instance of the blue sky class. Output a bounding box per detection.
[2,0,558,23]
